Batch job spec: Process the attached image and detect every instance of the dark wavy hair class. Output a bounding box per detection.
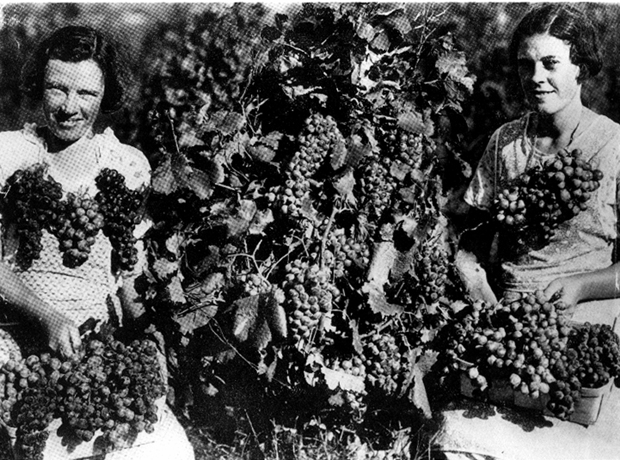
[21,25,128,113]
[509,4,602,83]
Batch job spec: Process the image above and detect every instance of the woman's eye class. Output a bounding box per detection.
[542,59,559,70]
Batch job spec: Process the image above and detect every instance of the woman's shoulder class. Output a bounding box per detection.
[97,128,151,190]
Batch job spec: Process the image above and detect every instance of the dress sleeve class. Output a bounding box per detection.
[464,128,501,211]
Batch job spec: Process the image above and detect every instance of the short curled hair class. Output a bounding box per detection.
[509,4,602,83]
[21,25,128,113]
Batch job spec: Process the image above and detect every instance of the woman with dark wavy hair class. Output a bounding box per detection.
[0,25,195,459]
[435,5,620,459]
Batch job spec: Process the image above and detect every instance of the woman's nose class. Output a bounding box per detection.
[60,91,79,114]
[532,62,547,83]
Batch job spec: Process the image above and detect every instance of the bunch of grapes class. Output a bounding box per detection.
[236,273,271,297]
[52,194,105,268]
[282,260,339,345]
[413,242,450,303]
[357,158,397,220]
[380,127,428,170]
[318,225,371,281]
[1,164,64,270]
[362,332,414,399]
[95,168,144,271]
[292,113,345,178]
[0,336,165,458]
[493,148,604,243]
[547,322,620,419]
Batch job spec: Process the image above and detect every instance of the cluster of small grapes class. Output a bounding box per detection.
[357,158,397,220]
[2,165,63,269]
[413,242,449,303]
[546,323,620,419]
[95,168,144,271]
[293,113,345,177]
[476,292,570,400]
[317,224,371,281]
[493,148,604,243]
[380,128,426,169]
[362,332,413,399]
[236,273,271,297]
[52,194,105,268]
[282,260,339,345]
[0,337,164,458]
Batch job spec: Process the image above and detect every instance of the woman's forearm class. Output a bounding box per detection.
[0,261,56,326]
[565,262,620,303]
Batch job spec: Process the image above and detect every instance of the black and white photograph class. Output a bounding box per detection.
[0,3,618,459]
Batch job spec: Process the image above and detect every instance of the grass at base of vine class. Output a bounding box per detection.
[178,412,431,460]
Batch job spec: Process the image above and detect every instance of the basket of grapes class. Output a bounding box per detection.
[441,291,620,425]
[492,148,604,244]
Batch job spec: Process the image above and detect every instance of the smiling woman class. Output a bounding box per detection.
[0,25,195,459]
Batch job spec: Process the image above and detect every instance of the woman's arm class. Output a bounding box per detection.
[544,263,620,314]
[0,262,81,357]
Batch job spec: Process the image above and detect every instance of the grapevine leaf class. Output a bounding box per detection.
[202,110,246,136]
[174,305,218,335]
[367,241,397,286]
[247,144,276,163]
[264,289,287,341]
[166,275,187,305]
[151,157,178,195]
[248,318,272,351]
[329,137,348,171]
[362,282,404,316]
[321,367,365,393]
[152,258,179,281]
[328,392,345,407]
[183,168,214,200]
[344,135,371,170]
[357,22,375,41]
[409,363,432,419]
[165,232,184,258]
[332,170,356,205]
[185,272,226,304]
[390,250,416,282]
[381,9,412,37]
[232,295,260,342]
[370,30,390,52]
[226,199,257,239]
[390,161,410,182]
[248,208,274,235]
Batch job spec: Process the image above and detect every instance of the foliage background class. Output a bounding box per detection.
[1,2,620,165]
[2,3,620,458]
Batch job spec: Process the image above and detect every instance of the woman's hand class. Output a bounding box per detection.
[41,311,82,358]
[543,277,582,317]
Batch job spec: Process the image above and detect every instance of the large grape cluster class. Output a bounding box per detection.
[413,242,449,303]
[357,159,397,220]
[292,113,345,178]
[318,225,371,281]
[439,291,620,421]
[282,260,339,345]
[53,194,105,268]
[95,168,144,271]
[493,148,604,243]
[0,337,164,459]
[363,333,413,398]
[1,164,63,270]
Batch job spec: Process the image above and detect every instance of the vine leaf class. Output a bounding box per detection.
[248,208,274,235]
[409,362,432,419]
[151,157,177,195]
[226,199,257,239]
[152,258,179,282]
[202,110,246,136]
[362,282,404,316]
[174,305,219,336]
[332,170,356,205]
[321,367,365,394]
[232,295,260,342]
[166,275,187,305]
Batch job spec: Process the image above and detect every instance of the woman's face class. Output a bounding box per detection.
[43,59,105,145]
[517,33,582,117]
